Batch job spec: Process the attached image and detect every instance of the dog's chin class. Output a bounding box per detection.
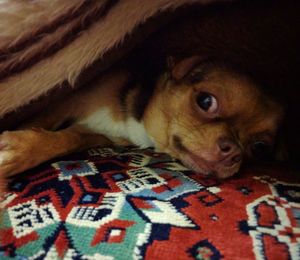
[178,152,239,179]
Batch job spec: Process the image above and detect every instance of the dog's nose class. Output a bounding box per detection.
[218,137,236,153]
[217,137,242,166]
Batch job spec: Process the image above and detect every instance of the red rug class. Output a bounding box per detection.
[0,147,299,259]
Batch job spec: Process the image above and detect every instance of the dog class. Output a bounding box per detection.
[0,55,283,183]
[0,0,292,194]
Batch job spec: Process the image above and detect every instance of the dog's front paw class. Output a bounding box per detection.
[0,130,42,177]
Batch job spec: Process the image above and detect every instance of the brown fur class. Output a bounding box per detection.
[143,65,283,178]
[0,60,283,186]
[1,0,297,194]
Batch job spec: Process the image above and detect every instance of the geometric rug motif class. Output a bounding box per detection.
[0,146,300,259]
[240,176,300,260]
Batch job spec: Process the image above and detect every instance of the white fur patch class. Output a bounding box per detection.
[78,108,154,148]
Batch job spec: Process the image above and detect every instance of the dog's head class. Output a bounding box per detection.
[143,56,284,179]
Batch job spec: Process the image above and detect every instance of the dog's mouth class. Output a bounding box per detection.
[174,148,242,179]
[180,153,215,175]
[164,135,243,178]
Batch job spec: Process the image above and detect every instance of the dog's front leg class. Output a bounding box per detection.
[0,125,112,178]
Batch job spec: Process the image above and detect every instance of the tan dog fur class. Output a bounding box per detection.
[0,59,283,194]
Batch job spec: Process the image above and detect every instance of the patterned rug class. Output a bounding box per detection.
[0,146,300,259]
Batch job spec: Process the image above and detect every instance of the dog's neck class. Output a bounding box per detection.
[77,68,163,148]
[79,107,154,148]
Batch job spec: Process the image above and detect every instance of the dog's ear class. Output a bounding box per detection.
[168,56,204,81]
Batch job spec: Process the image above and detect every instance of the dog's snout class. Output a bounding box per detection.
[218,137,237,154]
[217,137,242,166]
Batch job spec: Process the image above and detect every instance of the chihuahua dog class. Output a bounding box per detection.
[1,0,292,195]
[0,55,283,183]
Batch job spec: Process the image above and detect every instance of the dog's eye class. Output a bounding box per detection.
[196,92,218,113]
[251,141,272,160]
